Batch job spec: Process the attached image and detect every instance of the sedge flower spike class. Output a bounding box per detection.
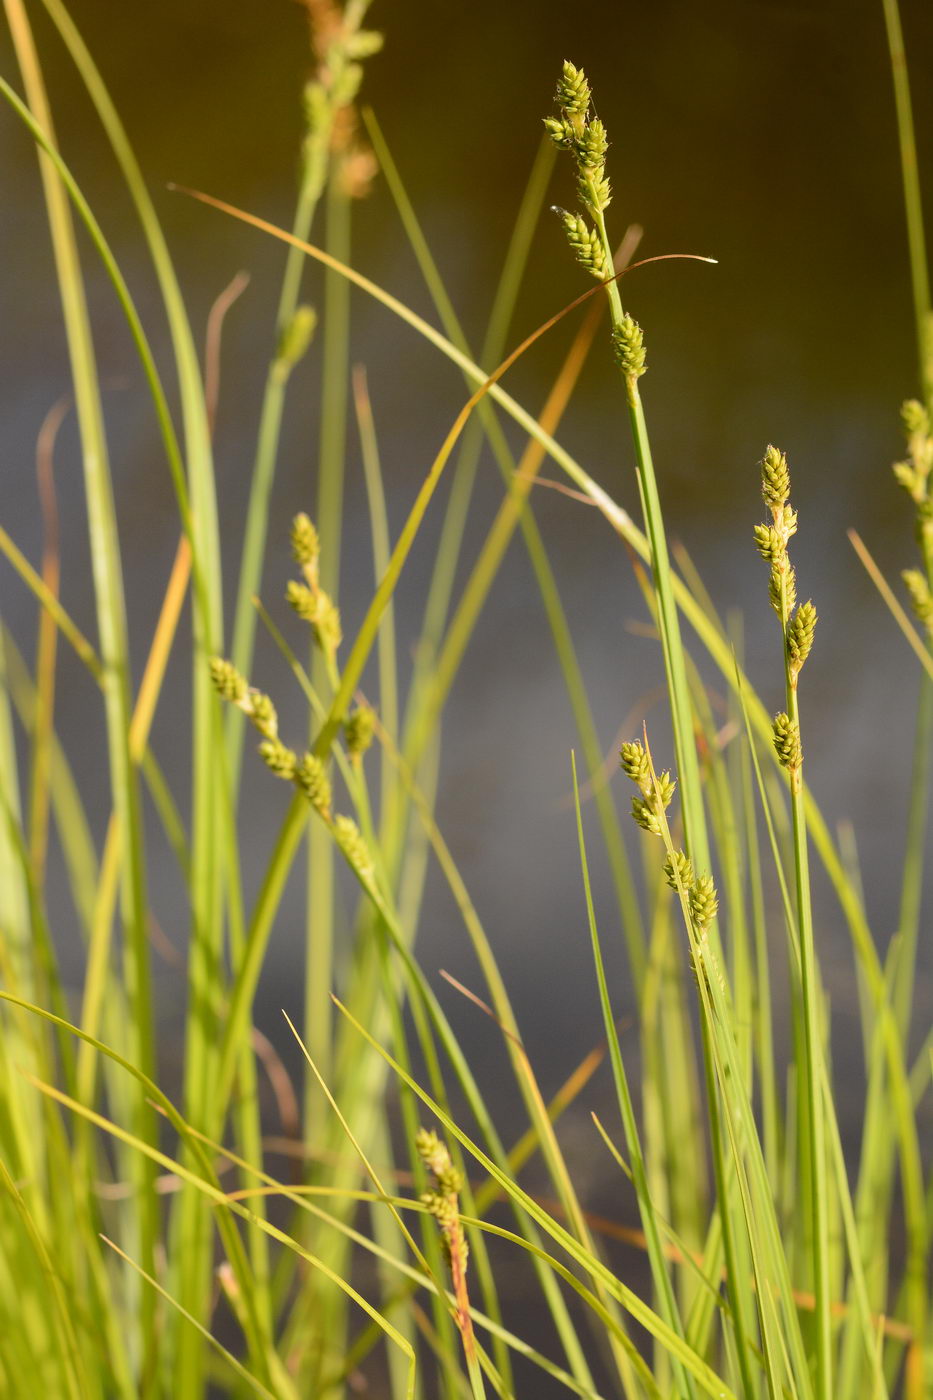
[664,850,694,891]
[753,446,816,694]
[689,875,719,933]
[343,705,375,759]
[546,59,622,297]
[416,1127,469,1275]
[258,738,297,780]
[611,316,647,379]
[291,511,320,572]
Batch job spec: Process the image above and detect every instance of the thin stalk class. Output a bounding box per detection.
[593,210,711,878]
[226,106,328,792]
[304,172,353,1391]
[572,756,696,1399]
[760,456,829,1394]
[880,0,933,407]
[27,400,65,887]
[353,366,399,819]
[306,172,351,1123]
[849,14,933,1394]
[784,678,830,1395]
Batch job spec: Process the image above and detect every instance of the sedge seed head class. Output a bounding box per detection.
[753,523,781,562]
[210,656,247,704]
[315,593,343,653]
[761,445,790,510]
[787,599,817,672]
[654,770,676,810]
[291,512,320,568]
[556,208,609,279]
[689,874,719,932]
[344,705,375,758]
[555,61,591,117]
[247,690,278,739]
[611,316,646,380]
[903,569,933,627]
[893,460,921,498]
[333,815,374,882]
[287,579,317,621]
[619,740,650,789]
[345,28,384,60]
[664,850,694,891]
[258,738,297,780]
[295,752,331,815]
[543,115,575,150]
[415,1127,445,1171]
[767,561,796,617]
[902,399,930,438]
[577,118,608,170]
[577,167,612,214]
[771,712,802,770]
[631,795,662,836]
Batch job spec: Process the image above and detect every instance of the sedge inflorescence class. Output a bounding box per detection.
[545,61,648,388]
[208,513,380,889]
[619,739,718,939]
[752,446,817,782]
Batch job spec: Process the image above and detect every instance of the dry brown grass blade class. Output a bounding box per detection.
[848,527,933,680]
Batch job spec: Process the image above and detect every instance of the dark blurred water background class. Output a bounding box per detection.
[2,0,933,1385]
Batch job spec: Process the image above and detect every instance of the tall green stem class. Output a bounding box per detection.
[4,1,157,1378]
[881,0,932,407]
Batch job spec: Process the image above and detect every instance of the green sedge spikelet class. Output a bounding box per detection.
[295,752,332,817]
[901,398,930,437]
[760,444,790,510]
[631,795,662,836]
[258,738,297,780]
[286,580,317,621]
[688,874,719,933]
[416,1128,468,1272]
[333,815,375,884]
[291,512,320,571]
[554,208,609,279]
[903,569,933,630]
[210,656,247,704]
[577,117,608,169]
[772,712,802,770]
[543,115,575,150]
[768,562,796,616]
[893,460,921,499]
[621,740,676,836]
[753,524,781,562]
[611,316,647,380]
[787,600,817,673]
[555,60,591,119]
[619,739,651,789]
[344,705,375,759]
[664,850,694,891]
[247,691,278,740]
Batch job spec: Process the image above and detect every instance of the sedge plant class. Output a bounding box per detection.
[0,5,932,1400]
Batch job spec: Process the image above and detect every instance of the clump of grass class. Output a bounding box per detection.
[0,4,931,1399]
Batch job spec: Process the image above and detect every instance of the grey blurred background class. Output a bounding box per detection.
[1,0,932,1356]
